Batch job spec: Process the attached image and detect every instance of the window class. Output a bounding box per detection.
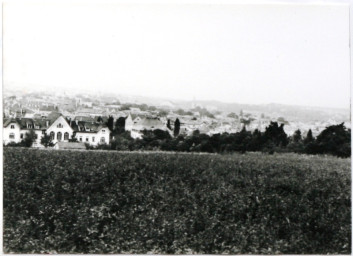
[34,134,38,139]
[10,125,15,129]
[27,124,33,129]
[57,132,62,141]
[42,130,46,135]
[57,123,63,128]
[79,137,82,142]
[102,129,105,133]
[100,137,105,143]
[86,137,89,142]
[64,132,69,140]
[20,134,24,139]
[9,133,15,139]
[50,131,55,140]
[92,137,95,142]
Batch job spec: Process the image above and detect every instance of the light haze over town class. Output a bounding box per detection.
[3,2,350,108]
[3,2,350,109]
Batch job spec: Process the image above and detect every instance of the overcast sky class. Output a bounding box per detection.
[3,2,350,108]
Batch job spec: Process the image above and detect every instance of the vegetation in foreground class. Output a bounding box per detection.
[7,121,351,159]
[3,148,351,254]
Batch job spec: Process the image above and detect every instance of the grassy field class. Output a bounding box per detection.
[3,148,351,254]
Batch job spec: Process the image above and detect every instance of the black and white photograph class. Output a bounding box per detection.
[2,0,351,254]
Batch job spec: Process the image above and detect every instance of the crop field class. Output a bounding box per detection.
[3,148,351,254]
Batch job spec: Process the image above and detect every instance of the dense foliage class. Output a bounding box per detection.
[106,122,351,158]
[4,148,351,254]
[5,120,350,158]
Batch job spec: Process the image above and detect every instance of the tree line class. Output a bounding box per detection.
[5,120,351,158]
[101,121,351,158]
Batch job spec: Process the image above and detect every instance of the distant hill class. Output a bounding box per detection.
[181,100,350,123]
[112,93,350,123]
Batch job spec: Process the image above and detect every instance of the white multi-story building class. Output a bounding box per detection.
[3,114,111,147]
[76,127,110,146]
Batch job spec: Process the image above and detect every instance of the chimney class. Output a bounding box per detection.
[46,120,49,127]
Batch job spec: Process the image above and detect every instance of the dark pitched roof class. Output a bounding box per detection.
[135,117,167,131]
[70,120,109,133]
[33,119,47,127]
[4,117,52,130]
[47,111,62,122]
[18,118,35,129]
[74,116,96,122]
[3,118,17,128]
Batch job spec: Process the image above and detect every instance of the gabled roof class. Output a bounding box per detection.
[3,117,49,130]
[3,118,18,128]
[134,117,167,131]
[131,114,146,121]
[47,111,62,122]
[70,120,109,133]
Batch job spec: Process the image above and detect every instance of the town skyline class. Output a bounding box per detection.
[3,83,351,112]
[3,84,350,138]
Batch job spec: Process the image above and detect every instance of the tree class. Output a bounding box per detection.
[293,129,302,143]
[159,109,169,117]
[23,130,36,147]
[176,109,186,116]
[148,106,157,111]
[247,129,264,151]
[174,118,180,137]
[139,104,148,111]
[120,105,130,111]
[167,119,172,130]
[111,132,133,151]
[303,129,314,145]
[240,118,253,127]
[97,116,103,123]
[315,123,351,157]
[233,126,252,153]
[277,117,289,125]
[106,116,114,131]
[227,112,238,119]
[115,117,126,134]
[287,129,304,153]
[153,129,172,140]
[263,121,289,147]
[40,133,54,148]
[69,133,78,142]
[304,129,319,155]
